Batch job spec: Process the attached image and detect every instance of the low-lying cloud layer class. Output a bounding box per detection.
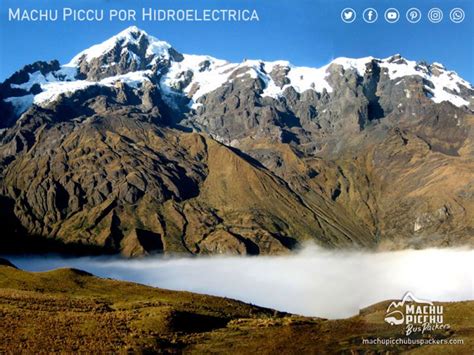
[7,246,474,318]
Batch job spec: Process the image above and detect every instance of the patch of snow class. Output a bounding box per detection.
[190,102,203,109]
[55,65,78,81]
[4,94,34,115]
[127,51,141,66]
[262,60,291,73]
[261,63,333,98]
[161,54,236,109]
[10,71,47,91]
[34,80,95,104]
[261,74,282,98]
[8,70,151,110]
[34,70,153,104]
[287,66,332,94]
[146,38,172,59]
[10,67,78,94]
[100,70,151,89]
[331,57,374,76]
[379,57,471,107]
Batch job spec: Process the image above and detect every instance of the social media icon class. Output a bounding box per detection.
[428,8,443,23]
[384,8,400,23]
[450,8,465,23]
[363,8,378,23]
[406,8,421,23]
[341,8,356,23]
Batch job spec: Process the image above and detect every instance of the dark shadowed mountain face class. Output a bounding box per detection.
[0,26,473,256]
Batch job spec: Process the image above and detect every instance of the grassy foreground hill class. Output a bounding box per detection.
[0,259,472,353]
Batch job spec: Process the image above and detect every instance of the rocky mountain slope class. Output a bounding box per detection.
[1,261,472,353]
[0,26,473,255]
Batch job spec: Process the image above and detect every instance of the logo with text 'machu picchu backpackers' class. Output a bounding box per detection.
[384,291,450,336]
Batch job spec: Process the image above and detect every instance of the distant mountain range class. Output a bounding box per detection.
[0,26,473,256]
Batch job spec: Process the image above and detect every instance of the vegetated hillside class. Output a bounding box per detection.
[0,261,472,353]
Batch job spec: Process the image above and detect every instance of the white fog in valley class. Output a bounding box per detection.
[6,246,474,318]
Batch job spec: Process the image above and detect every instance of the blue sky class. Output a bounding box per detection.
[1,0,473,82]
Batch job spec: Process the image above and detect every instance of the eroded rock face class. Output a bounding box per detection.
[0,121,374,255]
[0,86,376,255]
[186,58,472,156]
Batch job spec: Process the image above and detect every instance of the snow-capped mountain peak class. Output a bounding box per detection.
[67,26,172,66]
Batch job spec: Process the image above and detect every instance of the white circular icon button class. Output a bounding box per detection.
[384,8,400,23]
[363,8,378,23]
[428,8,443,23]
[406,8,422,23]
[450,8,465,23]
[341,8,356,23]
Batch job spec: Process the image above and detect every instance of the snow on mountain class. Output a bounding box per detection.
[9,66,77,92]
[160,54,235,109]
[160,57,332,109]
[162,54,472,109]
[331,56,375,76]
[67,26,172,66]
[327,55,471,107]
[2,27,473,118]
[6,67,153,109]
[4,94,34,116]
[378,58,471,107]
[99,70,153,88]
[262,62,334,97]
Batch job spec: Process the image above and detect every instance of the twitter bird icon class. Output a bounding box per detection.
[341,8,356,23]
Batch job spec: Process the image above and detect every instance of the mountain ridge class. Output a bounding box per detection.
[0,27,473,256]
[1,26,472,125]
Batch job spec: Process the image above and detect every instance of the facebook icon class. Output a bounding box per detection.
[363,8,378,23]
